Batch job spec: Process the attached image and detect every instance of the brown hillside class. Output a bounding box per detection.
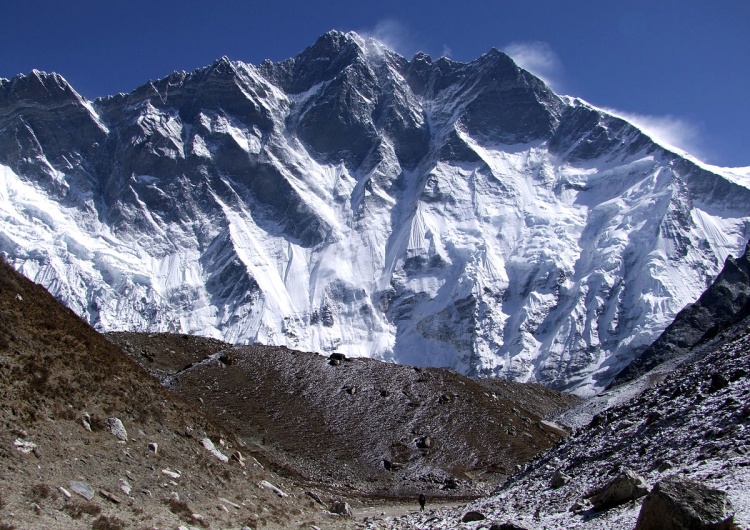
[0,257,347,529]
[107,333,573,500]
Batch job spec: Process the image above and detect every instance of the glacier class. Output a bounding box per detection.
[1,31,749,395]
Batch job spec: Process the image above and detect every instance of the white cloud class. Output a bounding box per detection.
[359,20,414,56]
[358,21,453,61]
[603,108,706,159]
[502,41,563,90]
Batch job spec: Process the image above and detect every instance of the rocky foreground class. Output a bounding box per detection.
[378,315,750,529]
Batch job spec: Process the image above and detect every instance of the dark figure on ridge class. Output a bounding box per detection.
[419,493,426,511]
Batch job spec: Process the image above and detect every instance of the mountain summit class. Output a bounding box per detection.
[1,30,749,394]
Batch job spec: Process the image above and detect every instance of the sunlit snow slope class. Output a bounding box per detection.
[1,31,749,394]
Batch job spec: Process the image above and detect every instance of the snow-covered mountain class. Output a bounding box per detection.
[1,30,749,394]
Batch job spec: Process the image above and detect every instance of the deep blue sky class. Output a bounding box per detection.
[2,1,748,167]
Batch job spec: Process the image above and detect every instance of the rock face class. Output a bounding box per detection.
[2,31,750,393]
[635,476,734,530]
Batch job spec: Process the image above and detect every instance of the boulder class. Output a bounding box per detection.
[231,450,246,467]
[590,469,649,510]
[306,491,325,505]
[161,468,181,479]
[81,412,92,432]
[329,500,353,517]
[106,417,128,441]
[259,480,288,497]
[569,500,588,513]
[443,477,459,490]
[119,479,132,497]
[383,459,404,471]
[200,437,229,462]
[709,373,730,393]
[219,497,242,509]
[99,489,121,504]
[13,438,37,454]
[69,480,95,500]
[462,511,487,522]
[635,475,734,530]
[328,353,347,366]
[551,469,571,489]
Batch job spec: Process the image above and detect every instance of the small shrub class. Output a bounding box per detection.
[30,483,52,501]
[0,523,15,530]
[63,501,102,519]
[91,515,125,530]
[164,498,192,518]
[24,360,51,394]
[164,498,207,527]
[89,415,106,432]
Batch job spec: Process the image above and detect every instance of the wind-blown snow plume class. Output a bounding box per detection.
[503,40,564,90]
[603,108,706,160]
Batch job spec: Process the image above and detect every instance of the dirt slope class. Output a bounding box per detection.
[0,257,350,529]
[107,333,574,500]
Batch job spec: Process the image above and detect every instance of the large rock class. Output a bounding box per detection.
[329,500,353,518]
[462,511,487,522]
[590,469,649,511]
[635,475,734,530]
[106,417,128,441]
[69,480,95,500]
[258,480,288,498]
[550,469,571,489]
[200,437,229,462]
